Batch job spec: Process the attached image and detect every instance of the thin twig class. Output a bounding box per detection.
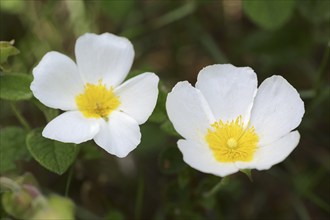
[10,102,31,131]
[134,175,144,220]
[64,165,74,197]
[314,41,330,95]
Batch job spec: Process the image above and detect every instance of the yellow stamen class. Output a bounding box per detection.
[205,116,259,162]
[75,81,120,119]
[227,138,238,148]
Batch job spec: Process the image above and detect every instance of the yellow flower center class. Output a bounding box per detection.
[227,138,238,148]
[205,116,259,163]
[75,81,120,119]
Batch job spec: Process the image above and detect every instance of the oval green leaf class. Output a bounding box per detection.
[26,129,79,175]
[243,0,296,30]
[0,127,30,174]
[0,74,33,101]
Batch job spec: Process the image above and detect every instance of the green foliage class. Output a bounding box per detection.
[177,169,190,189]
[0,0,25,14]
[149,83,167,123]
[80,141,103,160]
[26,129,79,175]
[0,41,20,67]
[138,123,167,155]
[159,146,186,174]
[240,169,253,182]
[160,120,180,137]
[101,0,135,22]
[2,189,36,219]
[0,74,33,101]
[1,175,74,219]
[104,210,125,220]
[0,127,30,174]
[298,0,330,24]
[33,194,75,220]
[149,83,180,137]
[15,172,40,188]
[32,98,59,122]
[242,0,296,30]
[0,176,43,219]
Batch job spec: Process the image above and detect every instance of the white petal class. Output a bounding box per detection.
[31,52,84,110]
[115,72,159,124]
[178,139,239,177]
[93,111,141,158]
[250,76,304,146]
[42,111,100,144]
[75,33,134,87]
[166,81,215,143]
[235,131,300,170]
[195,64,257,123]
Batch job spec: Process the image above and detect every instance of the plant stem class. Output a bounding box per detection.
[31,98,59,122]
[204,177,228,198]
[122,2,196,39]
[64,165,74,197]
[150,2,196,29]
[10,102,31,131]
[314,41,330,95]
[134,175,144,220]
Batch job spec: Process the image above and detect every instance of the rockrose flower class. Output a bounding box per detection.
[31,33,159,157]
[166,64,304,177]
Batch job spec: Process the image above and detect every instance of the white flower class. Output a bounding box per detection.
[166,64,304,177]
[31,33,159,158]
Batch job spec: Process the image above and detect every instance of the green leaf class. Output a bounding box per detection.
[240,169,253,182]
[243,0,296,30]
[0,1,25,14]
[26,129,79,175]
[298,0,330,24]
[0,74,33,101]
[0,127,30,174]
[240,24,313,66]
[0,40,20,64]
[101,0,134,22]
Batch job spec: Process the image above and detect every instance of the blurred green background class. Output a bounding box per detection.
[0,0,329,219]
